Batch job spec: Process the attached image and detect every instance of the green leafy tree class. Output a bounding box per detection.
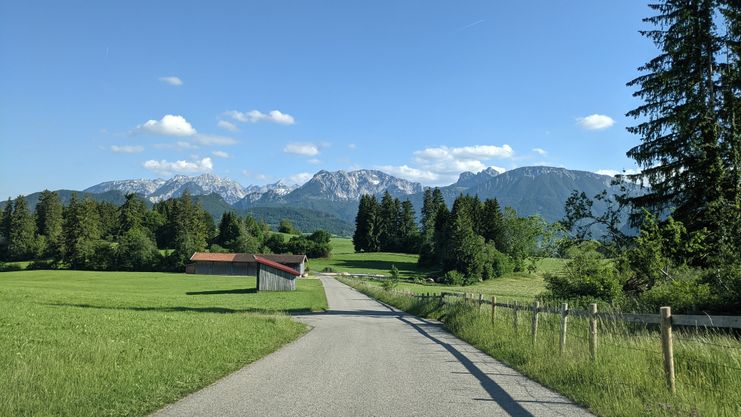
[116,228,161,271]
[278,218,298,234]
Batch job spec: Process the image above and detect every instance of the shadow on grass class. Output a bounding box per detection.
[45,302,315,315]
[186,288,257,295]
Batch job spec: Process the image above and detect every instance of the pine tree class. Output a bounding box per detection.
[626,0,723,232]
[398,200,420,253]
[481,198,504,249]
[7,196,37,260]
[35,190,63,257]
[353,194,381,252]
[62,194,102,268]
[0,198,13,257]
[215,212,245,251]
[418,188,446,266]
[378,191,399,251]
[118,193,149,235]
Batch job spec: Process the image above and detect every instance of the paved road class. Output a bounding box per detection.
[151,276,595,417]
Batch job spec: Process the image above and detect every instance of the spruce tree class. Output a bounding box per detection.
[35,190,63,256]
[481,198,504,249]
[353,194,381,252]
[8,196,37,260]
[626,0,723,232]
[378,191,399,251]
[62,195,102,268]
[118,193,149,235]
[0,198,13,257]
[398,200,420,253]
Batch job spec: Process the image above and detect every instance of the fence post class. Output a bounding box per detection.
[478,294,484,309]
[560,303,569,355]
[491,296,497,323]
[589,303,598,361]
[531,301,540,345]
[513,301,519,333]
[660,306,676,394]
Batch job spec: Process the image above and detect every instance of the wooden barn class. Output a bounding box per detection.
[187,253,307,277]
[255,256,301,291]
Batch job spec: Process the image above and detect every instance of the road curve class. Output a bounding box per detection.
[150,276,595,417]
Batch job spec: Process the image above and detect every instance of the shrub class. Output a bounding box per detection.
[440,270,466,286]
[544,241,623,303]
[322,266,335,273]
[25,260,57,270]
[0,263,22,272]
[381,265,400,291]
[639,267,713,313]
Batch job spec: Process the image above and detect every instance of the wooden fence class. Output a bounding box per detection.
[391,289,741,394]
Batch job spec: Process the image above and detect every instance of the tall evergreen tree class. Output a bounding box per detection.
[481,198,504,249]
[8,196,37,260]
[418,188,446,266]
[378,191,399,251]
[353,194,381,252]
[0,198,13,256]
[34,190,63,256]
[118,193,149,236]
[62,195,102,268]
[626,0,723,232]
[398,200,420,253]
[215,212,245,251]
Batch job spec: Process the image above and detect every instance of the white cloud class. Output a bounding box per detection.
[217,120,239,132]
[307,158,321,165]
[159,76,183,86]
[595,168,640,177]
[532,147,547,156]
[287,172,313,185]
[193,134,237,146]
[348,143,357,150]
[283,143,319,156]
[377,165,440,182]
[110,145,144,154]
[577,114,615,130]
[136,114,196,136]
[378,143,514,185]
[143,157,213,175]
[154,141,198,151]
[212,150,230,158]
[225,109,295,125]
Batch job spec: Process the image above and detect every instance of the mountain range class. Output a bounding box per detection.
[6,167,637,236]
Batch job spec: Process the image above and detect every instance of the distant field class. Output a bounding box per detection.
[0,270,326,417]
[311,237,563,301]
[309,236,428,278]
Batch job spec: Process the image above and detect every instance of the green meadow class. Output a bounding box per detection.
[309,236,426,278]
[0,270,326,417]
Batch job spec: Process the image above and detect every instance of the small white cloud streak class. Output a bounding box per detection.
[111,145,144,154]
[217,120,239,132]
[143,157,213,175]
[307,158,321,165]
[159,76,183,86]
[193,134,237,146]
[225,109,295,125]
[212,150,230,158]
[283,143,319,156]
[532,147,547,156]
[136,114,196,136]
[577,114,615,130]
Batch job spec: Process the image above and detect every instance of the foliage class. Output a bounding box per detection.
[353,192,419,254]
[115,228,162,271]
[381,264,400,291]
[6,195,37,260]
[440,270,467,286]
[544,241,623,303]
[278,218,299,234]
[0,262,22,272]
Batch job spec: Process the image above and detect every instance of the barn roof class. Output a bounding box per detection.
[189,252,307,264]
[254,256,301,276]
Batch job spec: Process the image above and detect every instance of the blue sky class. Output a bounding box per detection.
[0,1,655,198]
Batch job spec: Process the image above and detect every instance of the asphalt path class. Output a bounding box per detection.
[150,275,595,417]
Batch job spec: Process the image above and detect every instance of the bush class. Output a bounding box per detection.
[638,267,713,313]
[322,266,335,273]
[440,270,466,286]
[544,241,624,303]
[381,265,400,291]
[0,262,22,272]
[25,260,57,270]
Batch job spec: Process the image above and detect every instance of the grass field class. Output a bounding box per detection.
[313,237,563,301]
[342,278,741,417]
[310,236,427,278]
[0,270,327,417]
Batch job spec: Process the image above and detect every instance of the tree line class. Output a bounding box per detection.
[353,189,545,285]
[0,190,330,271]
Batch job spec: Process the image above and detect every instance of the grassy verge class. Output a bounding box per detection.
[339,277,741,417]
[0,270,327,417]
